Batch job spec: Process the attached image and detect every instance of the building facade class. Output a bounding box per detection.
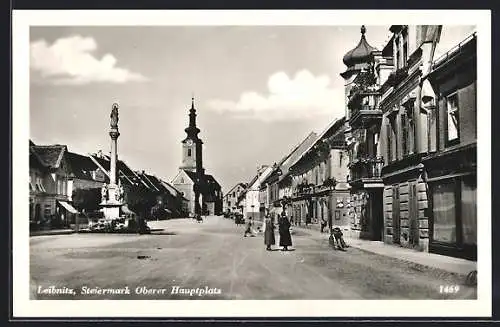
[341,26,385,241]
[287,118,350,229]
[29,142,74,229]
[259,133,318,222]
[339,25,477,260]
[423,33,477,260]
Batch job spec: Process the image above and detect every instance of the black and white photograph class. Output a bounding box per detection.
[12,10,491,318]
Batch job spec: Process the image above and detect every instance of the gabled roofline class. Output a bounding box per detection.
[225,182,247,196]
[283,117,346,179]
[88,154,110,179]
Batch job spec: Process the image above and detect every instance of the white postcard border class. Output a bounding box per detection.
[12,9,492,318]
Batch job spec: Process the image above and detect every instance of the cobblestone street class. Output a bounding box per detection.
[30,216,476,300]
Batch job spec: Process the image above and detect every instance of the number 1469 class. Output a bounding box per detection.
[439,285,460,294]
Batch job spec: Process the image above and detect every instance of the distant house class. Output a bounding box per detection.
[29,141,76,228]
[136,171,188,218]
[244,166,273,221]
[223,183,247,214]
[287,118,350,228]
[259,132,318,220]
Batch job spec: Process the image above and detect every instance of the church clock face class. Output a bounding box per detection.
[186,139,193,146]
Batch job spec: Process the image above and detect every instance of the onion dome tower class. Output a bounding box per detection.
[340,26,379,121]
[342,25,378,69]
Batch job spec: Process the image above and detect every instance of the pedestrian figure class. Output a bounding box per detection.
[328,211,333,233]
[278,212,292,251]
[329,227,348,251]
[263,214,275,251]
[320,217,327,233]
[244,217,255,237]
[196,213,203,223]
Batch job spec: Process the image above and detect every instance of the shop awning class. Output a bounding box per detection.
[121,205,135,215]
[58,201,78,214]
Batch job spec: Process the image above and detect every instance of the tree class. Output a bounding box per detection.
[72,188,101,213]
[125,184,157,234]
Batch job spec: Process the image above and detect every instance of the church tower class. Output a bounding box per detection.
[180,97,204,175]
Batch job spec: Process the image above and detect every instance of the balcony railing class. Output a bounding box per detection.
[350,104,378,119]
[386,66,409,87]
[349,104,383,129]
[348,156,384,182]
[348,86,380,109]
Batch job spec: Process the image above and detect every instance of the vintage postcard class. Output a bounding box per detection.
[12,9,491,318]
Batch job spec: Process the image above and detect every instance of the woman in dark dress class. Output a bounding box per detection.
[278,212,292,251]
[263,215,275,251]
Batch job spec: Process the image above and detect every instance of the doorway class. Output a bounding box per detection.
[371,190,383,241]
[392,185,401,244]
[408,181,419,248]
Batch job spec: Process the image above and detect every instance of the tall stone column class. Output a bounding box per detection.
[100,103,123,220]
[109,104,120,186]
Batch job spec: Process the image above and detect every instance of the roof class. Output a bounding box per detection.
[30,145,67,169]
[91,155,143,187]
[160,180,184,198]
[261,132,318,185]
[430,32,476,75]
[343,25,378,68]
[284,117,346,179]
[181,169,222,199]
[277,132,319,182]
[249,166,274,190]
[66,151,104,181]
[224,182,247,197]
[29,148,45,171]
[205,174,221,189]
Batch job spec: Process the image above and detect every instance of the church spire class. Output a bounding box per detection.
[185,96,200,138]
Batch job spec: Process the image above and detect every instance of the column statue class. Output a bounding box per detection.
[110,103,119,128]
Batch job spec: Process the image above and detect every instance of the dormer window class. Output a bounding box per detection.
[187,149,192,157]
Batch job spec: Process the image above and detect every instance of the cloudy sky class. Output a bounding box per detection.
[30,25,475,191]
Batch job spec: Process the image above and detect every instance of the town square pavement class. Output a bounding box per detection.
[30,216,476,300]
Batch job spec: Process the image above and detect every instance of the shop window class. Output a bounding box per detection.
[432,180,457,244]
[461,176,477,246]
[446,93,460,144]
